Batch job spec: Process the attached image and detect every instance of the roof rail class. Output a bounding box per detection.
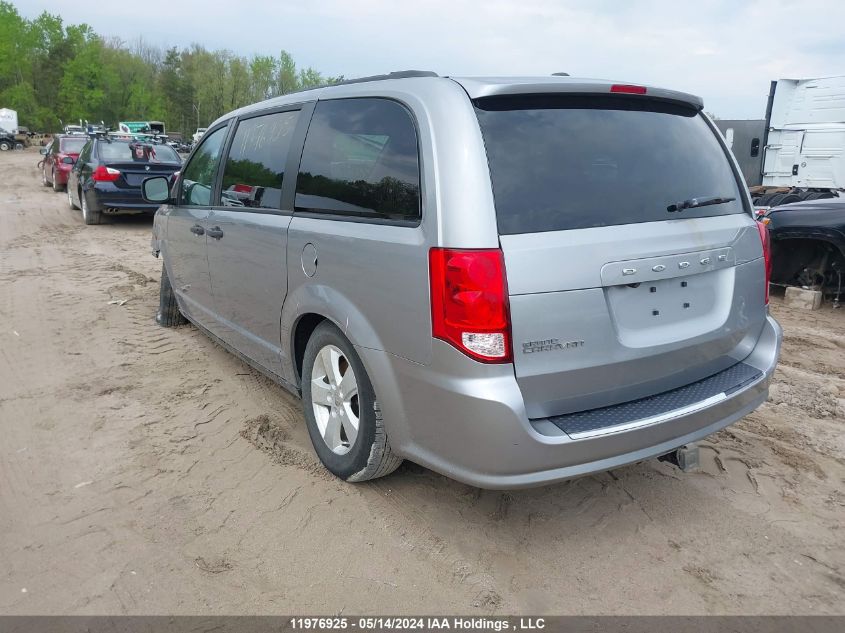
[281,70,439,97]
[336,70,438,86]
[226,70,439,112]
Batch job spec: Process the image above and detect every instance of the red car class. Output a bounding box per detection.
[40,135,88,192]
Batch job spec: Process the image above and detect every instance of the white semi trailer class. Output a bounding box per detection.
[0,108,18,134]
[754,75,845,206]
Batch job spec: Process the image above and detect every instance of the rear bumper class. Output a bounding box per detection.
[54,164,72,184]
[86,185,159,214]
[360,315,781,489]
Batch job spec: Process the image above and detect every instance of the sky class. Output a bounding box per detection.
[18,0,845,118]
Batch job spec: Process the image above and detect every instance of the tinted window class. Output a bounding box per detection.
[59,137,87,154]
[98,141,180,163]
[219,110,299,210]
[180,126,228,206]
[78,141,92,163]
[475,95,744,234]
[295,98,420,222]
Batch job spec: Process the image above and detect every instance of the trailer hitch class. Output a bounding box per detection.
[658,444,700,472]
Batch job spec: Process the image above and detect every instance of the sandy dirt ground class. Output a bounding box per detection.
[0,148,843,615]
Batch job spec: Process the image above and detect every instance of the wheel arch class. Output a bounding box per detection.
[291,313,327,385]
[770,228,845,257]
[769,233,845,287]
[283,283,389,387]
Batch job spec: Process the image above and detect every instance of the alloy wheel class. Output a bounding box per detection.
[310,344,360,455]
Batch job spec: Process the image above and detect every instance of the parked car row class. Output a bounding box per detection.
[167,139,193,153]
[40,133,182,224]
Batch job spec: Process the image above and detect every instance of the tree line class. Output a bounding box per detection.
[0,1,342,135]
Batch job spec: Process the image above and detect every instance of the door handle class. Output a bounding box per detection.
[190,224,205,236]
[207,226,224,240]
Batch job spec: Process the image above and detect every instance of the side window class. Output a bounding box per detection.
[219,110,300,210]
[179,126,228,206]
[78,141,92,163]
[295,98,421,222]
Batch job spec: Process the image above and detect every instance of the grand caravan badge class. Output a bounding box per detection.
[522,338,585,354]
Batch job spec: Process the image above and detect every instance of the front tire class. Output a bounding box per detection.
[81,189,102,225]
[156,263,186,327]
[0,142,10,151]
[301,322,402,482]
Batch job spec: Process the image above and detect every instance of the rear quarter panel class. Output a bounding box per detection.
[280,78,499,384]
[282,218,429,378]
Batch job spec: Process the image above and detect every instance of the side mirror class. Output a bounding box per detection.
[40,148,48,155]
[61,156,75,165]
[142,176,171,203]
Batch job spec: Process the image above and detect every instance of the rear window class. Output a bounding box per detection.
[475,95,744,234]
[98,141,180,164]
[59,137,87,154]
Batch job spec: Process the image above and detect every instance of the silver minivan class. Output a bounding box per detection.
[143,71,781,489]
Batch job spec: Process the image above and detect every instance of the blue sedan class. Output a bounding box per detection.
[67,137,182,225]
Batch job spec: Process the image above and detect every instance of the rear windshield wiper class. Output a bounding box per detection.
[667,195,736,213]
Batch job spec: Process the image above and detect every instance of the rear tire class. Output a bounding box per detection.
[156,263,187,327]
[767,193,787,207]
[81,189,102,225]
[301,322,403,482]
[52,169,62,192]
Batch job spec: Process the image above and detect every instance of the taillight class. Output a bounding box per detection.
[429,248,512,363]
[610,84,647,95]
[757,221,772,305]
[92,165,120,182]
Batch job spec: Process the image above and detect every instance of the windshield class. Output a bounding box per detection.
[475,95,745,234]
[59,137,87,154]
[98,141,180,164]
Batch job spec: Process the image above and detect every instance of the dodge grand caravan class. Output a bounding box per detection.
[142,71,781,489]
